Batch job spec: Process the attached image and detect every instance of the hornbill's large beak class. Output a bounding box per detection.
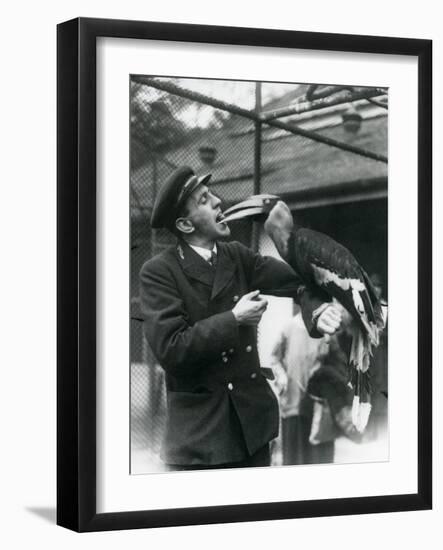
[221,194,280,223]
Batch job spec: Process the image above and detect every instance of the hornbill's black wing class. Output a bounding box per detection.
[289,228,382,341]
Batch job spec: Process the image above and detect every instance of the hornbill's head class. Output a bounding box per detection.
[222,194,293,258]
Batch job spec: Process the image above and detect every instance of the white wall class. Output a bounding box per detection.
[0,1,440,547]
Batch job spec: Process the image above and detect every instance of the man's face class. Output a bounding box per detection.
[180,185,231,241]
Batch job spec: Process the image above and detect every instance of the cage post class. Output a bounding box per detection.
[252,82,262,252]
[152,157,158,255]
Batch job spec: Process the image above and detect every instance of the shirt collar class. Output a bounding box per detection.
[188,243,217,262]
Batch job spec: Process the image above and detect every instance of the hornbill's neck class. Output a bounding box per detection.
[263,201,298,261]
[286,229,300,269]
[221,195,300,262]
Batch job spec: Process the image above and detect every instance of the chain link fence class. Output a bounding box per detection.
[130,77,388,473]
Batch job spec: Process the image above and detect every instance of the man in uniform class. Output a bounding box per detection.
[139,166,342,470]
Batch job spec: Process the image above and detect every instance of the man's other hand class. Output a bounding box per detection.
[232,290,268,326]
[316,304,342,336]
[272,363,288,396]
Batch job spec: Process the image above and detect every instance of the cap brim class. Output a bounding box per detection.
[198,173,212,187]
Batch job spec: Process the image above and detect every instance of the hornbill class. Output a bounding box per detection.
[221,195,386,433]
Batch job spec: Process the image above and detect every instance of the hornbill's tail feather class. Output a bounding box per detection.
[361,270,386,330]
[349,327,373,433]
[351,395,372,434]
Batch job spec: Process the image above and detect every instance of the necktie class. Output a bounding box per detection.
[209,250,217,267]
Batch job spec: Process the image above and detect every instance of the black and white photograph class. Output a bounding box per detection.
[0,0,438,544]
[130,76,389,475]
[55,15,431,533]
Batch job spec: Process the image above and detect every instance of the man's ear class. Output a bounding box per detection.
[175,217,194,234]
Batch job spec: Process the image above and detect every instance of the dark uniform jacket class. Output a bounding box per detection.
[139,239,324,466]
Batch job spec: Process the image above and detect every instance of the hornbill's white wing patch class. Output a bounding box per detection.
[310,264,362,289]
[311,264,365,302]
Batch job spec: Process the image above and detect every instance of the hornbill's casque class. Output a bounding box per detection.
[221,195,386,433]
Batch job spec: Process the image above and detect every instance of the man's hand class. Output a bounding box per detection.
[232,290,268,326]
[316,304,342,336]
[272,363,288,396]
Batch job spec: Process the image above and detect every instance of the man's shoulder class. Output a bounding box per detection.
[140,245,177,277]
[219,239,252,258]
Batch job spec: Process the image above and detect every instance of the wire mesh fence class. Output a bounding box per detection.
[130,76,388,473]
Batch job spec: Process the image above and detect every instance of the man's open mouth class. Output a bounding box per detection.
[216,212,226,224]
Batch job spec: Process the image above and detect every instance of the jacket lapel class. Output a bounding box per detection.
[176,240,215,287]
[211,243,236,300]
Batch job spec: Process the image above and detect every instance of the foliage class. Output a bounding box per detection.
[131,80,232,169]
[130,82,189,169]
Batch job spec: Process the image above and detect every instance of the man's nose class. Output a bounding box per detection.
[212,193,221,208]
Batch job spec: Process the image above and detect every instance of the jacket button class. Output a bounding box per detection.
[246,345,252,352]
[222,357,228,363]
[229,348,234,354]
[233,295,239,302]
[221,351,227,356]
[228,382,234,391]
[250,372,257,379]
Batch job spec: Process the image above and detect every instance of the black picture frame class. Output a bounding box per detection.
[57,17,432,532]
